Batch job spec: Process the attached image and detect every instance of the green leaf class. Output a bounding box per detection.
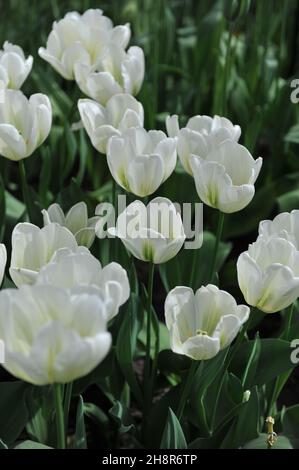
[243,434,293,449]
[83,403,109,430]
[225,183,276,238]
[75,396,87,449]
[116,294,143,407]
[0,381,31,445]
[5,191,25,220]
[72,350,114,396]
[220,386,260,448]
[230,338,296,386]
[284,123,299,144]
[277,189,299,212]
[0,175,6,239]
[159,231,231,292]
[241,333,261,389]
[158,350,190,374]
[25,386,55,446]
[0,439,7,449]
[38,146,52,207]
[282,404,299,438]
[160,408,187,449]
[14,440,52,449]
[109,401,135,434]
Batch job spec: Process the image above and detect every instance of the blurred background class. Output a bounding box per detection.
[1,0,299,417]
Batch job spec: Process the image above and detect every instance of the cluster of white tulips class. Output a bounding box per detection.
[0,6,297,449]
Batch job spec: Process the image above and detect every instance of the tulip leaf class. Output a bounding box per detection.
[14,440,53,449]
[0,175,6,240]
[243,434,293,449]
[146,385,182,448]
[282,405,299,439]
[220,386,260,448]
[230,338,296,386]
[116,294,143,407]
[109,401,135,434]
[76,129,88,186]
[25,386,55,446]
[72,350,114,396]
[158,349,190,374]
[0,381,31,445]
[160,408,187,449]
[159,231,231,292]
[38,146,52,207]
[277,189,299,212]
[75,396,87,449]
[5,191,25,221]
[0,439,7,449]
[225,182,276,238]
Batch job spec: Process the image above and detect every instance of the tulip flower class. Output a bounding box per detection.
[107,128,177,197]
[0,244,6,285]
[190,139,262,213]
[74,45,145,105]
[166,114,241,175]
[78,93,144,154]
[38,9,130,80]
[42,202,99,248]
[0,90,52,161]
[165,284,249,360]
[258,210,299,249]
[0,41,33,89]
[108,197,185,264]
[10,222,78,287]
[36,247,130,320]
[237,236,299,313]
[0,284,112,384]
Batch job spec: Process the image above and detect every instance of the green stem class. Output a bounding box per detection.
[19,160,33,222]
[177,361,198,421]
[63,381,73,436]
[143,262,155,436]
[208,211,225,283]
[53,384,66,449]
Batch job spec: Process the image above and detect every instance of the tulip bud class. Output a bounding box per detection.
[42,202,99,249]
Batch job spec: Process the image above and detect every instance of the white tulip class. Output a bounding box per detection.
[10,222,78,287]
[74,45,144,105]
[0,284,111,384]
[237,236,299,313]
[36,247,130,320]
[0,90,52,161]
[78,93,144,154]
[38,9,130,80]
[0,244,7,285]
[166,114,241,175]
[107,128,177,197]
[190,139,262,213]
[258,210,299,249]
[42,201,98,249]
[0,41,33,90]
[108,197,185,264]
[165,284,249,360]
